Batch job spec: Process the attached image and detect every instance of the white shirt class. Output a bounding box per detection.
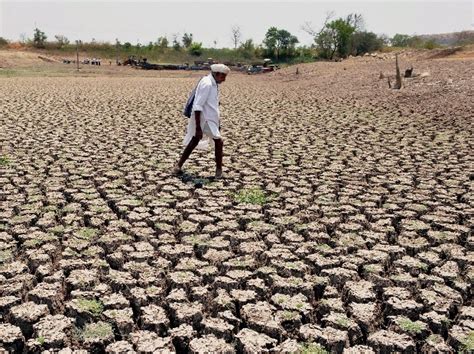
[192,73,220,124]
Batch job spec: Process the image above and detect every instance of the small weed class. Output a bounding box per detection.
[316,244,331,251]
[23,239,41,247]
[427,334,443,344]
[289,277,303,285]
[233,188,275,205]
[397,317,424,334]
[80,321,114,340]
[295,302,305,310]
[0,250,13,263]
[285,262,299,270]
[50,225,65,235]
[460,331,474,352]
[37,336,45,345]
[281,311,297,320]
[75,228,98,240]
[298,342,329,354]
[0,155,10,166]
[335,316,350,328]
[76,298,104,316]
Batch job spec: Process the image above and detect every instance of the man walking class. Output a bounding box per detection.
[173,64,230,179]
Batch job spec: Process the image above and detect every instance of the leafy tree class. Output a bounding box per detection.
[239,39,255,59]
[391,34,412,47]
[172,34,181,51]
[315,27,338,59]
[123,42,132,50]
[263,27,299,60]
[327,18,356,58]
[350,31,384,55]
[155,36,169,49]
[188,42,203,56]
[455,31,474,45]
[182,32,193,48]
[305,13,365,59]
[54,35,69,48]
[33,28,47,48]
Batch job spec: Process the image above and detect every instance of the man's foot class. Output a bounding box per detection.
[215,169,223,180]
[172,164,183,176]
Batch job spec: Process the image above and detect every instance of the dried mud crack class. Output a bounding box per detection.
[0,56,473,353]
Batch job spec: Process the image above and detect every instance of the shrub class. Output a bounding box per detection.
[188,42,203,56]
[33,28,47,48]
[0,37,8,47]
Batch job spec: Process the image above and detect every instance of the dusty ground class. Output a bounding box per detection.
[0,51,473,353]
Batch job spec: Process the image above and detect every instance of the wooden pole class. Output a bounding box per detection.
[76,40,79,71]
[115,38,119,65]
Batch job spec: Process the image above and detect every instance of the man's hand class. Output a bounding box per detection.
[195,127,203,140]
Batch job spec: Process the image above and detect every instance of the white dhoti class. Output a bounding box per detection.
[183,117,221,151]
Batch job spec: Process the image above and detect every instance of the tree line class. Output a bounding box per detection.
[1,15,472,63]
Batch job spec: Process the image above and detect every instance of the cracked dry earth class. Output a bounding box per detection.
[0,56,473,354]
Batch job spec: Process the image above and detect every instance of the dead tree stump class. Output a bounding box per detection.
[393,54,402,89]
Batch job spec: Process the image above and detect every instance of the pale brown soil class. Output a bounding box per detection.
[0,50,473,353]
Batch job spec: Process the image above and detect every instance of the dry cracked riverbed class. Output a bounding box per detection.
[0,57,473,353]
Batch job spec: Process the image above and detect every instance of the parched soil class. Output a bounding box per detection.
[0,54,473,353]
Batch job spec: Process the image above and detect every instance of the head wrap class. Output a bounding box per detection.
[211,63,230,75]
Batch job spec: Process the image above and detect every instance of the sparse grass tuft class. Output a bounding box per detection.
[75,228,98,240]
[0,250,14,263]
[37,336,45,345]
[299,342,329,354]
[76,298,104,316]
[0,155,10,166]
[397,317,424,334]
[281,311,298,320]
[336,316,350,328]
[80,321,114,340]
[460,331,474,352]
[233,188,275,205]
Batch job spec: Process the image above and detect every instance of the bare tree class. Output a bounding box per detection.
[301,11,335,38]
[231,25,242,49]
[346,13,365,32]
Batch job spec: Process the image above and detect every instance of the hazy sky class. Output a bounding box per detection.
[1,0,472,47]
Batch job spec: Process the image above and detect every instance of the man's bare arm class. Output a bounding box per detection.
[194,111,203,140]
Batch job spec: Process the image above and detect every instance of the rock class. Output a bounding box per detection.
[367,330,416,353]
[27,282,64,313]
[385,297,424,319]
[236,328,278,353]
[32,314,74,348]
[202,317,235,341]
[10,301,49,336]
[103,308,134,337]
[0,323,24,353]
[105,340,136,353]
[140,304,169,334]
[299,324,350,352]
[189,334,234,353]
[170,324,196,352]
[130,330,175,353]
[421,334,454,353]
[343,280,376,303]
[343,345,376,353]
[241,301,285,340]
